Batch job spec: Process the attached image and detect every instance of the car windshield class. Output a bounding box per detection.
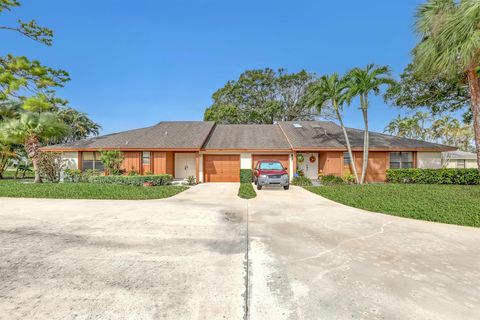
[259,162,283,170]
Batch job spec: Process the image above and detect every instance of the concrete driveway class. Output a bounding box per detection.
[1,184,479,319]
[248,186,480,320]
[0,184,247,320]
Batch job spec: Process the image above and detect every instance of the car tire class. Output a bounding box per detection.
[257,184,262,190]
[283,185,289,190]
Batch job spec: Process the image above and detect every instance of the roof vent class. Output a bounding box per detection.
[293,123,302,128]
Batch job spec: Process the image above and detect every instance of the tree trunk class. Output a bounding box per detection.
[360,95,369,184]
[467,68,480,173]
[336,109,360,183]
[25,135,43,183]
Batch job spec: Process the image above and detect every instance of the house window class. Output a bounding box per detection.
[343,152,352,166]
[82,152,104,172]
[456,159,466,169]
[142,151,150,165]
[390,152,413,169]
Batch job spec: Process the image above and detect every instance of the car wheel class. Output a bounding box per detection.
[257,184,262,190]
[283,185,289,190]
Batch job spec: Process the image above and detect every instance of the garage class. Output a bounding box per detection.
[204,155,240,182]
[252,154,290,173]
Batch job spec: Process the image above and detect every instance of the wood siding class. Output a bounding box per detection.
[204,154,240,182]
[152,152,166,174]
[121,152,141,173]
[318,151,343,176]
[166,151,174,175]
[354,152,388,182]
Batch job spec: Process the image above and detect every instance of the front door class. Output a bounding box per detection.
[298,152,319,179]
[174,153,196,179]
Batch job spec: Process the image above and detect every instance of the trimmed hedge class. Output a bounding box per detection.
[386,169,480,185]
[240,169,253,183]
[89,174,173,186]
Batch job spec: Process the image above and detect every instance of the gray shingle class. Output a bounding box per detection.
[203,124,291,150]
[45,121,215,149]
[279,121,453,150]
[45,120,454,151]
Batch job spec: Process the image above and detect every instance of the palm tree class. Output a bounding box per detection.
[385,115,414,137]
[347,64,394,184]
[1,112,69,183]
[50,107,101,144]
[0,101,22,121]
[307,73,360,183]
[413,0,480,171]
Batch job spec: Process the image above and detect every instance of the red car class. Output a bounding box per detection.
[253,160,289,190]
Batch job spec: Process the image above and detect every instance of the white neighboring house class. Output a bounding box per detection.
[442,151,478,169]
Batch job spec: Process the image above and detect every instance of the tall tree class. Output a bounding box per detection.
[0,1,69,107]
[347,64,394,184]
[51,108,101,144]
[204,68,315,124]
[1,112,68,183]
[306,73,360,183]
[412,0,480,171]
[385,112,475,151]
[384,63,470,118]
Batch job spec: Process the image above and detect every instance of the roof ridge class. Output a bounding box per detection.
[277,123,294,150]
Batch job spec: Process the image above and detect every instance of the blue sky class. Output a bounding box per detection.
[3,0,423,134]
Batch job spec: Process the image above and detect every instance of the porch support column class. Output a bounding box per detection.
[195,151,200,183]
[78,151,83,171]
[293,151,297,177]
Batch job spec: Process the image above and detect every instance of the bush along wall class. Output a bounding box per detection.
[89,174,173,186]
[240,169,253,183]
[386,169,480,185]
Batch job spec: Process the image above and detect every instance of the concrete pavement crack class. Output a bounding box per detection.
[292,222,393,263]
[244,200,250,320]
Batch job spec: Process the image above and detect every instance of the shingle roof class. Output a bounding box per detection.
[44,121,215,149]
[203,124,291,150]
[44,120,454,151]
[279,121,453,150]
[445,150,477,160]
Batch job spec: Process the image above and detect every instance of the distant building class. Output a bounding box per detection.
[443,151,478,169]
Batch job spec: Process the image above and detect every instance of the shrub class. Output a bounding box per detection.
[342,172,356,184]
[187,175,196,185]
[82,169,101,182]
[64,169,82,183]
[37,152,65,183]
[89,174,173,186]
[320,174,345,185]
[240,169,253,183]
[386,168,480,185]
[292,176,312,186]
[238,183,256,199]
[127,170,139,176]
[99,150,124,175]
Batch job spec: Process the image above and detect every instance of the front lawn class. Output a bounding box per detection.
[0,180,187,200]
[305,184,480,227]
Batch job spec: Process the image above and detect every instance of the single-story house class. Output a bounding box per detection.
[442,151,478,169]
[42,121,455,183]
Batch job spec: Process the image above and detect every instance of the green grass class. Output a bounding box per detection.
[1,169,34,179]
[238,183,257,199]
[0,180,187,200]
[305,184,480,227]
